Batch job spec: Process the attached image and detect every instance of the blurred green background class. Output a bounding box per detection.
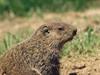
[0,0,99,16]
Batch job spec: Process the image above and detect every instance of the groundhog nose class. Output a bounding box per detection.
[73,28,77,36]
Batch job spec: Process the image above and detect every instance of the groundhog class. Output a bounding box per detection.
[0,22,77,75]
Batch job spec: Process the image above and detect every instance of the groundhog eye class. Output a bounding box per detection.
[58,27,64,31]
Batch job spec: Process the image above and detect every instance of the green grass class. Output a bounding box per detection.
[0,26,100,57]
[0,27,33,54]
[0,0,97,16]
[62,26,100,57]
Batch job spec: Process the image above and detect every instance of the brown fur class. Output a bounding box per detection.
[0,22,77,75]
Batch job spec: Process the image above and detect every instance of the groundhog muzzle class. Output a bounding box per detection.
[0,22,77,75]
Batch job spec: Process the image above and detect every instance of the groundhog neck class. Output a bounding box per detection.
[27,37,60,75]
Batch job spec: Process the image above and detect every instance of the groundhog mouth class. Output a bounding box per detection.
[64,29,77,43]
[60,30,77,49]
[60,37,74,49]
[51,29,77,51]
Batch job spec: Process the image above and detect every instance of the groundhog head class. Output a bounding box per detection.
[34,22,77,50]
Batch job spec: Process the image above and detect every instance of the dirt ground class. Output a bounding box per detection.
[0,9,100,75]
[60,54,100,75]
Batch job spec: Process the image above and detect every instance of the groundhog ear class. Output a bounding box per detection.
[34,26,49,36]
[41,26,50,36]
[41,26,48,32]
